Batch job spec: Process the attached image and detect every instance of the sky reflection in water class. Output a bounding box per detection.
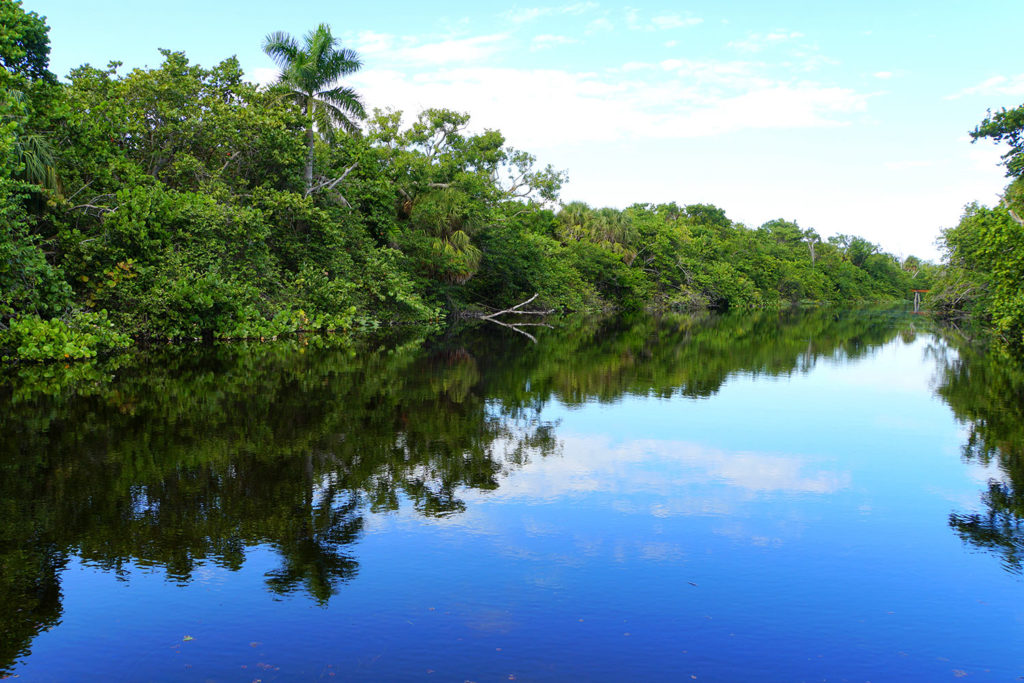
[2,309,1022,681]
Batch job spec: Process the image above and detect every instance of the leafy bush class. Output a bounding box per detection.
[2,310,132,361]
[0,181,71,318]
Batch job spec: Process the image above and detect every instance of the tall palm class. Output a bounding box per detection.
[262,24,366,193]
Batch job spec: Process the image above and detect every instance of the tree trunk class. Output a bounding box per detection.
[305,127,314,193]
[305,98,315,194]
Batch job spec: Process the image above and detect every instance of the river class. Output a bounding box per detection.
[1,308,1022,680]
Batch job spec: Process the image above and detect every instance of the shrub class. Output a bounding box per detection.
[2,310,132,361]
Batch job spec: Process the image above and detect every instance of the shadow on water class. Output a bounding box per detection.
[1,307,1021,673]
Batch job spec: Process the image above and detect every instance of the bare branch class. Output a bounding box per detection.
[484,316,539,343]
[65,180,94,203]
[481,293,537,319]
[219,151,240,173]
[478,294,555,333]
[70,196,117,216]
[1003,197,1024,226]
[305,162,359,198]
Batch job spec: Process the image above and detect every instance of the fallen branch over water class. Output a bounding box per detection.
[480,293,554,320]
[477,293,554,343]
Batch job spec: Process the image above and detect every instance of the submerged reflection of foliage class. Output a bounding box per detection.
[0,307,916,673]
[0,334,560,672]
[934,336,1024,573]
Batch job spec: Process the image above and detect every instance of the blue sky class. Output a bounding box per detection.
[36,0,1024,259]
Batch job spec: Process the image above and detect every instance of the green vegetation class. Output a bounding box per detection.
[2,4,924,361]
[932,102,1024,347]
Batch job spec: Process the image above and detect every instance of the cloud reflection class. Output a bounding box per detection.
[477,435,850,504]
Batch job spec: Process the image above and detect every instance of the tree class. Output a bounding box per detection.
[0,1,59,188]
[972,102,1024,226]
[972,103,1024,178]
[803,228,821,265]
[262,24,365,193]
[0,0,56,84]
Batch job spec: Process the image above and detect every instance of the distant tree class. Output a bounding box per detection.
[803,228,821,265]
[829,234,878,267]
[684,203,730,228]
[262,24,366,193]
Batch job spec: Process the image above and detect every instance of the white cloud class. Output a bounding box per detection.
[586,17,614,33]
[625,6,640,29]
[531,34,579,51]
[352,32,508,66]
[650,14,704,30]
[615,61,656,73]
[504,7,547,23]
[352,62,870,148]
[965,142,1006,174]
[884,160,935,170]
[728,31,805,52]
[247,66,279,86]
[656,57,767,91]
[563,2,598,15]
[946,73,1024,100]
[503,2,598,23]
[767,31,804,40]
[873,71,893,79]
[624,8,703,31]
[350,29,394,55]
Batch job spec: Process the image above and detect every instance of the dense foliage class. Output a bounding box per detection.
[932,102,1024,347]
[1,4,923,360]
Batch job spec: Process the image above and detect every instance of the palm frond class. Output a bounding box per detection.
[321,48,362,81]
[14,133,61,193]
[312,105,338,144]
[318,85,366,120]
[262,32,300,70]
[320,101,359,135]
[305,24,336,65]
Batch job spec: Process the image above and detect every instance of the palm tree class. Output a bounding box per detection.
[13,132,59,193]
[3,88,60,194]
[262,24,366,193]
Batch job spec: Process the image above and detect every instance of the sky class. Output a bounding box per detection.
[36,0,1024,260]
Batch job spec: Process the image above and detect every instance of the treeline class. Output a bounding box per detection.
[932,101,1024,347]
[1,5,927,360]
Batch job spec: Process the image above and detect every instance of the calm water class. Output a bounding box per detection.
[2,309,1023,681]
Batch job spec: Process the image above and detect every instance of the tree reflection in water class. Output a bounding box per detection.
[3,307,1022,673]
[933,336,1024,572]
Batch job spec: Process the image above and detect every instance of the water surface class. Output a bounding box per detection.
[2,309,1022,680]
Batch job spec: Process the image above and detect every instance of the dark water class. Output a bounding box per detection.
[2,309,1023,681]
